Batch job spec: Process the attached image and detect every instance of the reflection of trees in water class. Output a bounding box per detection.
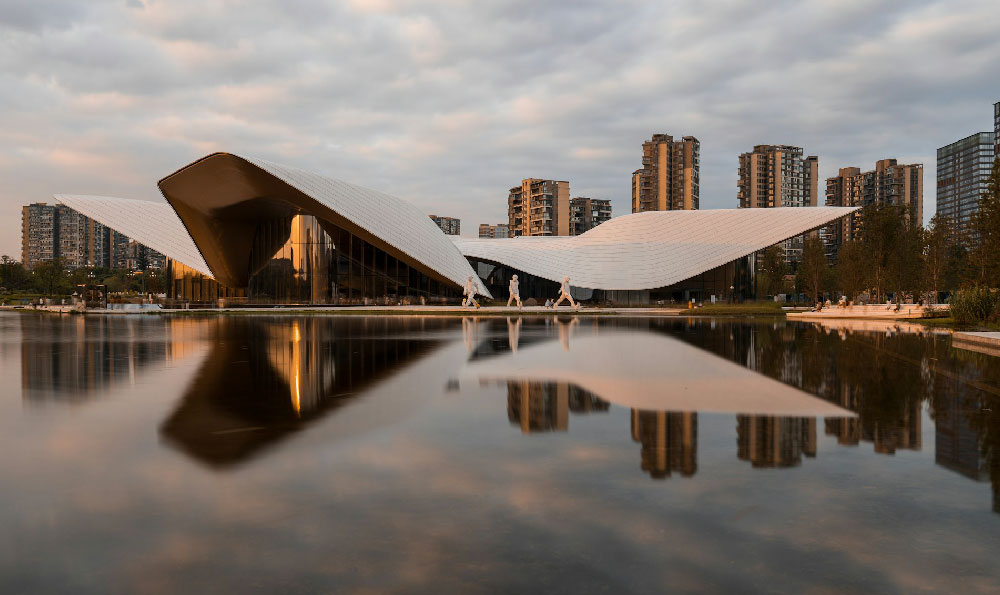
[20,315,208,402]
[659,317,1000,512]
[160,316,451,470]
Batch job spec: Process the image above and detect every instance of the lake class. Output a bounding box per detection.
[1,312,998,593]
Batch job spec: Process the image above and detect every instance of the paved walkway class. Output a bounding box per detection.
[952,331,1000,357]
[787,304,947,320]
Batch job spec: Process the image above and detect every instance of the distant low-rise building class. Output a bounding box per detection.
[569,197,612,236]
[478,223,510,239]
[937,132,996,240]
[508,178,570,237]
[429,215,460,235]
[824,159,923,260]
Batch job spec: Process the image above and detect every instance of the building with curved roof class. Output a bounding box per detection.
[54,152,856,306]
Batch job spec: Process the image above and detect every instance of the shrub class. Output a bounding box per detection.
[949,287,1000,324]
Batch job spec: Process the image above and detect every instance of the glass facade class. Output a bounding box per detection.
[167,213,459,305]
[937,132,996,238]
[469,254,755,306]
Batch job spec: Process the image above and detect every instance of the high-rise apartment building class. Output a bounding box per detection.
[428,215,460,235]
[737,145,819,265]
[569,197,612,236]
[738,145,819,209]
[508,178,570,237]
[995,101,999,155]
[630,410,697,478]
[937,132,996,238]
[824,159,923,260]
[632,134,699,212]
[21,202,164,270]
[478,223,510,239]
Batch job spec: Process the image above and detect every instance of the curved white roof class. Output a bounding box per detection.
[53,194,212,276]
[158,153,489,296]
[453,207,858,290]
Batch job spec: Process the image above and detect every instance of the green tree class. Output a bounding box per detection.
[796,235,829,302]
[969,155,1000,286]
[757,245,787,298]
[859,205,906,303]
[923,214,954,302]
[32,258,67,296]
[834,240,867,303]
[0,255,29,291]
[888,212,924,303]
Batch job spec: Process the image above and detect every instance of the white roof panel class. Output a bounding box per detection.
[453,207,858,290]
[53,194,212,276]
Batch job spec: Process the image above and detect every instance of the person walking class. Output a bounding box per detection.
[507,274,522,310]
[552,275,579,310]
[463,275,481,309]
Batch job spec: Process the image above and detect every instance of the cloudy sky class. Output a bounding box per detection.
[1,0,999,258]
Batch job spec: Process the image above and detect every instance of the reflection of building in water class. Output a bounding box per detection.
[160,316,449,469]
[823,384,922,455]
[20,315,208,402]
[630,410,697,478]
[737,416,816,468]
[935,393,988,481]
[507,382,608,433]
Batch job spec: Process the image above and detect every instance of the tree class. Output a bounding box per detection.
[859,205,905,303]
[969,155,1000,287]
[834,240,867,303]
[757,245,787,298]
[923,215,954,302]
[796,235,829,303]
[887,212,924,303]
[0,255,29,292]
[32,258,67,296]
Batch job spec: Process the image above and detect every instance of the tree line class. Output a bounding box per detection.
[0,256,165,298]
[758,156,1000,318]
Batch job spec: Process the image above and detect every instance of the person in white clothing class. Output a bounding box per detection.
[463,275,481,309]
[552,275,578,310]
[506,274,522,310]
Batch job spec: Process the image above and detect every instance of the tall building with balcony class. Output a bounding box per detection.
[937,132,996,239]
[508,178,570,237]
[630,410,697,478]
[569,197,612,236]
[632,134,699,212]
[737,145,819,265]
[21,202,164,270]
[428,215,460,236]
[824,159,923,260]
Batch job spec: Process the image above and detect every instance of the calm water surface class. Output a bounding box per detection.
[1,312,999,593]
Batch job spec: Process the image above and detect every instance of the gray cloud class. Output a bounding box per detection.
[1,0,999,257]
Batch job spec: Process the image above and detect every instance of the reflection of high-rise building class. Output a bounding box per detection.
[630,410,697,478]
[822,382,921,455]
[506,382,608,433]
[737,416,816,468]
[935,393,988,481]
[632,134,700,212]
